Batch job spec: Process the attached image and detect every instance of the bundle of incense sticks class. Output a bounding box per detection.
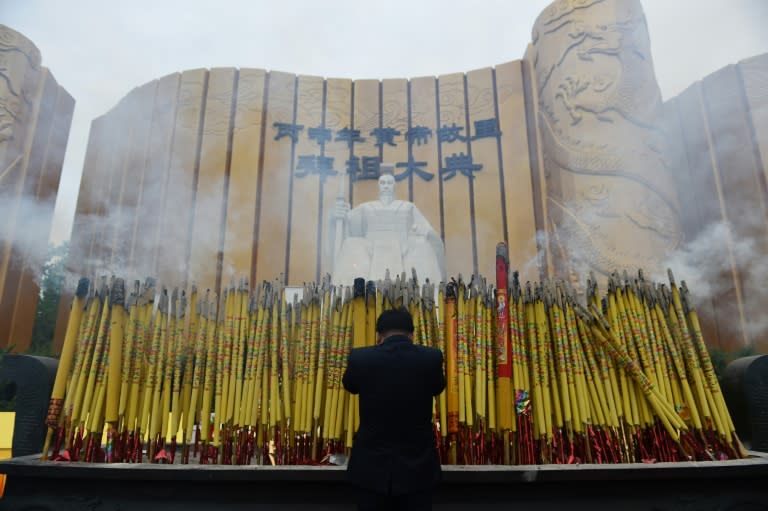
[43,250,745,465]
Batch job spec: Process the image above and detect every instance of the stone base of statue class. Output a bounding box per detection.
[332,232,444,286]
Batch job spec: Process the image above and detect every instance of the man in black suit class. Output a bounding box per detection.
[343,307,446,511]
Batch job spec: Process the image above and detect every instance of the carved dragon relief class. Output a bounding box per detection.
[532,0,682,278]
[0,25,41,191]
[538,18,658,123]
[536,0,607,31]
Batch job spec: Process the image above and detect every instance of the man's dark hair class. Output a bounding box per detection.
[376,307,414,334]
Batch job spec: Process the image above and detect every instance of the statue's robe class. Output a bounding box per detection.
[330,199,445,286]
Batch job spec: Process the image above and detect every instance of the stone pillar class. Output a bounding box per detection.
[0,25,74,351]
[529,0,682,282]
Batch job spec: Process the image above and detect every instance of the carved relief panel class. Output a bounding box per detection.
[530,0,683,280]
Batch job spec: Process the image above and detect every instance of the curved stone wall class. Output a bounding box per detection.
[66,65,539,292]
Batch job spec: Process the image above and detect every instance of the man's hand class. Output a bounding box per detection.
[334,198,350,220]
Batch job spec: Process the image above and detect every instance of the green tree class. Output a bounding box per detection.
[708,344,755,384]
[27,242,69,357]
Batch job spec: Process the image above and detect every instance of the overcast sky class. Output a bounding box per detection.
[3,0,767,246]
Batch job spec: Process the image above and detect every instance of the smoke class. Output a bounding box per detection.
[538,197,768,347]
[64,162,255,294]
[658,219,768,344]
[517,229,548,284]
[0,192,58,286]
[658,222,737,304]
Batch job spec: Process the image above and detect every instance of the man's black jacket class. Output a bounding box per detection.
[342,334,446,495]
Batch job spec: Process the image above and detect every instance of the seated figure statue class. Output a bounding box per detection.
[328,167,446,286]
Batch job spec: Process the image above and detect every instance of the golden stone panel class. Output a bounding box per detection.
[255,71,296,283]
[223,68,266,284]
[409,76,442,242]
[288,75,324,284]
[319,78,353,278]
[188,68,236,292]
[381,79,409,200]
[103,97,136,269]
[351,79,380,207]
[703,66,768,349]
[114,81,157,272]
[495,60,538,282]
[438,72,474,277]
[674,84,745,350]
[137,73,180,276]
[0,70,58,344]
[69,117,107,277]
[467,67,504,279]
[156,69,208,287]
[8,72,73,347]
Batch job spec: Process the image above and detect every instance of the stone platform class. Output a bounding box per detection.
[1,453,768,510]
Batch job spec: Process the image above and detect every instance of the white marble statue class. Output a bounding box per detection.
[328,166,446,286]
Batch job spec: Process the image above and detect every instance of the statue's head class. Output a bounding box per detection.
[378,166,396,205]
